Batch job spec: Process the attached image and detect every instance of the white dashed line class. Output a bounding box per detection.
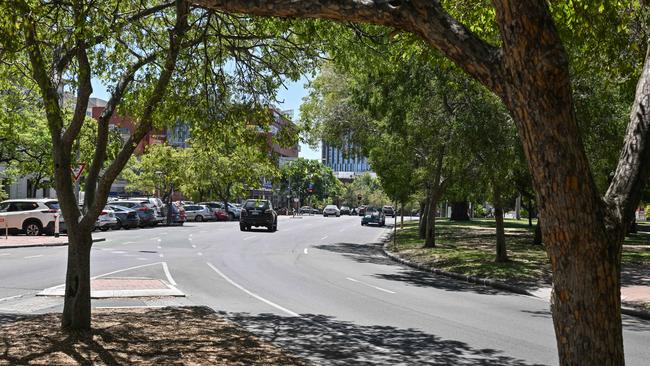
[243,236,257,241]
[191,244,196,248]
[111,251,126,254]
[157,246,162,249]
[303,248,308,254]
[320,236,328,240]
[24,255,43,259]
[122,241,135,245]
[346,277,395,294]
[159,254,164,258]
[197,252,203,256]
[137,257,148,261]
[188,237,193,241]
[0,253,11,256]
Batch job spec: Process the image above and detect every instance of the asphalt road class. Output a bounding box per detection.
[1,215,649,365]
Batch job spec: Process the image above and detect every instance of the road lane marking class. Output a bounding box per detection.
[111,251,126,254]
[206,262,391,353]
[159,254,164,258]
[157,246,162,249]
[197,252,203,256]
[122,241,135,245]
[161,262,177,285]
[137,257,148,261]
[243,236,257,241]
[24,255,43,259]
[303,248,308,254]
[191,244,196,248]
[0,294,23,302]
[207,262,299,317]
[320,236,328,240]
[96,305,165,309]
[92,262,163,279]
[152,237,161,242]
[346,277,395,294]
[0,253,11,256]
[188,237,193,241]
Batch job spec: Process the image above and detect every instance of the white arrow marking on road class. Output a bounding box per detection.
[206,262,299,317]
[346,277,395,294]
[161,262,177,286]
[243,236,257,241]
[24,255,43,259]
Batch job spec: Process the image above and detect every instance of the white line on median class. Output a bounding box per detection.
[24,255,43,259]
[161,262,177,286]
[0,294,24,302]
[206,262,299,317]
[346,277,395,294]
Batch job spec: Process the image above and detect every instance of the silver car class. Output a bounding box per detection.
[183,204,214,222]
[95,206,118,231]
[323,205,340,217]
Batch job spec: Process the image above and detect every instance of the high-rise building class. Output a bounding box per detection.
[321,142,373,180]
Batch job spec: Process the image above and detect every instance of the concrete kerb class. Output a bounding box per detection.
[379,230,650,320]
[0,237,106,249]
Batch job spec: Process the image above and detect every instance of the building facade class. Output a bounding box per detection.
[321,142,373,180]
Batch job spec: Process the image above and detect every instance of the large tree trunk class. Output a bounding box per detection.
[61,228,93,330]
[450,201,469,221]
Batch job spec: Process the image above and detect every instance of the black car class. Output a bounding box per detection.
[340,206,351,215]
[240,199,277,232]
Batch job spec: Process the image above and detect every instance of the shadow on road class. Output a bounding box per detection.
[315,242,512,296]
[223,311,547,366]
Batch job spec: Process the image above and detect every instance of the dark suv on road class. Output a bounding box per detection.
[240,199,277,232]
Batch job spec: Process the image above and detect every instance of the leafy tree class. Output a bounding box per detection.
[201,1,650,362]
[278,158,342,208]
[0,0,320,330]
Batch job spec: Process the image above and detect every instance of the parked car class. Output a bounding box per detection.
[312,207,322,214]
[240,199,277,232]
[382,205,395,218]
[358,205,367,216]
[108,205,140,229]
[323,205,340,217]
[340,206,351,215]
[111,200,157,227]
[299,206,313,214]
[198,202,240,220]
[361,206,386,226]
[164,203,186,225]
[129,197,165,223]
[95,206,118,231]
[184,204,214,222]
[0,199,60,236]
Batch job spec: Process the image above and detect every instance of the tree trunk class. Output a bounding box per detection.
[533,219,542,246]
[493,201,508,263]
[419,199,427,240]
[450,201,469,221]
[61,227,93,330]
[423,198,436,248]
[528,198,533,227]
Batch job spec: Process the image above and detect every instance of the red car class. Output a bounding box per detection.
[213,209,229,221]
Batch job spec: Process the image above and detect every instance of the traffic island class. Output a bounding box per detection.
[38,277,184,298]
[0,235,105,249]
[0,306,312,365]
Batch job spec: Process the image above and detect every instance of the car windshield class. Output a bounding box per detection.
[366,207,378,213]
[244,200,269,209]
[325,205,337,209]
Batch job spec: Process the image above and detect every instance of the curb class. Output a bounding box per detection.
[0,237,106,250]
[380,231,650,320]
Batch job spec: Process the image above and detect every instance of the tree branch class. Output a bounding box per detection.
[83,54,157,211]
[605,42,650,230]
[194,0,505,95]
[82,0,190,227]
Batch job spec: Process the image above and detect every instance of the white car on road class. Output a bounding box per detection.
[323,205,341,217]
[0,199,60,236]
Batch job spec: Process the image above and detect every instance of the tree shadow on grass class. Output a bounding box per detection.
[223,311,549,366]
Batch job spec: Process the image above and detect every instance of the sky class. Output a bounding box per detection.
[90,75,321,161]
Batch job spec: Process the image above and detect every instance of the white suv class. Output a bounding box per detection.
[0,199,60,236]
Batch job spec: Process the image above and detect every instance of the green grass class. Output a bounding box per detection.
[392,218,650,289]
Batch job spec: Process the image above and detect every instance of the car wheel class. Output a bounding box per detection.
[100,226,109,232]
[23,220,43,236]
[195,215,203,222]
[323,214,327,217]
[115,219,123,230]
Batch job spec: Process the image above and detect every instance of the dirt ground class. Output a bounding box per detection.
[0,306,311,365]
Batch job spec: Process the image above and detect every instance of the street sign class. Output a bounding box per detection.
[71,163,86,182]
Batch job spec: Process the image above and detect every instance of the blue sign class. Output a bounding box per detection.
[263,182,272,189]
